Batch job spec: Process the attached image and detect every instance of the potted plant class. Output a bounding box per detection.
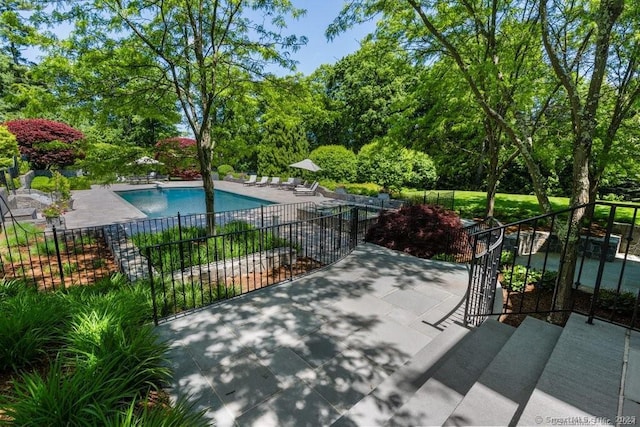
[42,204,64,228]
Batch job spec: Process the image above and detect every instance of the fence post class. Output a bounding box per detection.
[338,205,343,250]
[463,232,480,327]
[289,222,294,280]
[146,246,159,325]
[261,205,264,228]
[52,225,65,290]
[349,207,359,249]
[177,212,185,271]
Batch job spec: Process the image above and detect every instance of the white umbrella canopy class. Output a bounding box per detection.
[134,156,163,165]
[289,158,321,172]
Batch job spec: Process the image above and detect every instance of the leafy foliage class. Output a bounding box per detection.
[401,149,438,189]
[155,137,198,179]
[79,142,143,184]
[4,118,84,169]
[365,204,468,259]
[0,124,19,167]
[310,145,357,183]
[357,141,405,192]
[217,164,234,176]
[0,274,203,425]
[258,121,309,177]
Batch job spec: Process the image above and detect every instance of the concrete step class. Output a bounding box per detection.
[444,316,562,426]
[517,313,627,425]
[333,322,472,426]
[385,319,515,427]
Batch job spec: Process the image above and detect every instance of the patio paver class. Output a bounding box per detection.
[156,243,469,426]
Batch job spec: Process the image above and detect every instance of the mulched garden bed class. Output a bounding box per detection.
[500,287,640,329]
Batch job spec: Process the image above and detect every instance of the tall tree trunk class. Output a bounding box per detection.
[198,125,215,235]
[550,141,591,323]
[485,119,500,218]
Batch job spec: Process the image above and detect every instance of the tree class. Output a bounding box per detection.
[332,0,640,321]
[257,121,309,177]
[310,40,417,152]
[4,118,85,169]
[78,142,143,185]
[67,0,307,233]
[155,137,199,179]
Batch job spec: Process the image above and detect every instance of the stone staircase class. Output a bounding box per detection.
[334,313,639,426]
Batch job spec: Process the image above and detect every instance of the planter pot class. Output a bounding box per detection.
[45,216,65,229]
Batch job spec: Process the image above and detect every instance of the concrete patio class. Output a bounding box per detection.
[156,243,640,427]
[156,244,470,426]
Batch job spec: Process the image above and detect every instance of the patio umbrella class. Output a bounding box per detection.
[134,156,163,165]
[289,158,321,172]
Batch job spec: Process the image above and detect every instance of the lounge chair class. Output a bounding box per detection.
[255,176,269,187]
[243,175,257,186]
[279,177,295,189]
[294,181,319,196]
[269,177,281,187]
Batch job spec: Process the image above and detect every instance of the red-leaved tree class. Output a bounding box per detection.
[155,137,200,180]
[4,119,85,169]
[365,204,470,260]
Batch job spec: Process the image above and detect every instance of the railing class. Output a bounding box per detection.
[0,219,118,291]
[404,190,456,211]
[0,202,318,287]
[464,217,504,326]
[145,206,373,324]
[465,202,640,331]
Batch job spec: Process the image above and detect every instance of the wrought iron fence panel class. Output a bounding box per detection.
[465,202,640,331]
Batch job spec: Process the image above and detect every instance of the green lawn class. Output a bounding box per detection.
[402,189,640,225]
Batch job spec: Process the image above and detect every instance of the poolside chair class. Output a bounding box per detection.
[279,177,295,190]
[255,176,269,187]
[269,177,280,187]
[243,175,257,186]
[294,181,319,196]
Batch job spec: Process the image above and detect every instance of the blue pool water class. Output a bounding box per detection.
[116,187,273,218]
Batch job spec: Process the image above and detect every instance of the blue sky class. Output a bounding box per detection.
[282,1,377,75]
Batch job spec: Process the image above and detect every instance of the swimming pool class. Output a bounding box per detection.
[115,187,274,218]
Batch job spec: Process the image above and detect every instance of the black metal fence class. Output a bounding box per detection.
[0,218,118,291]
[145,206,374,323]
[465,202,640,331]
[404,190,456,211]
[0,202,325,288]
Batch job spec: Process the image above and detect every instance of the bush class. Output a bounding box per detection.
[357,142,404,192]
[30,176,55,193]
[365,204,468,259]
[0,289,70,372]
[309,145,357,183]
[0,275,202,425]
[217,164,234,176]
[69,176,92,190]
[4,119,85,169]
[402,149,438,189]
[0,125,19,168]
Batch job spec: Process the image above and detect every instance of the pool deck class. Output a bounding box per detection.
[63,180,325,228]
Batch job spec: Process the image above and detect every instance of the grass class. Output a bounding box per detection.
[401,189,640,225]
